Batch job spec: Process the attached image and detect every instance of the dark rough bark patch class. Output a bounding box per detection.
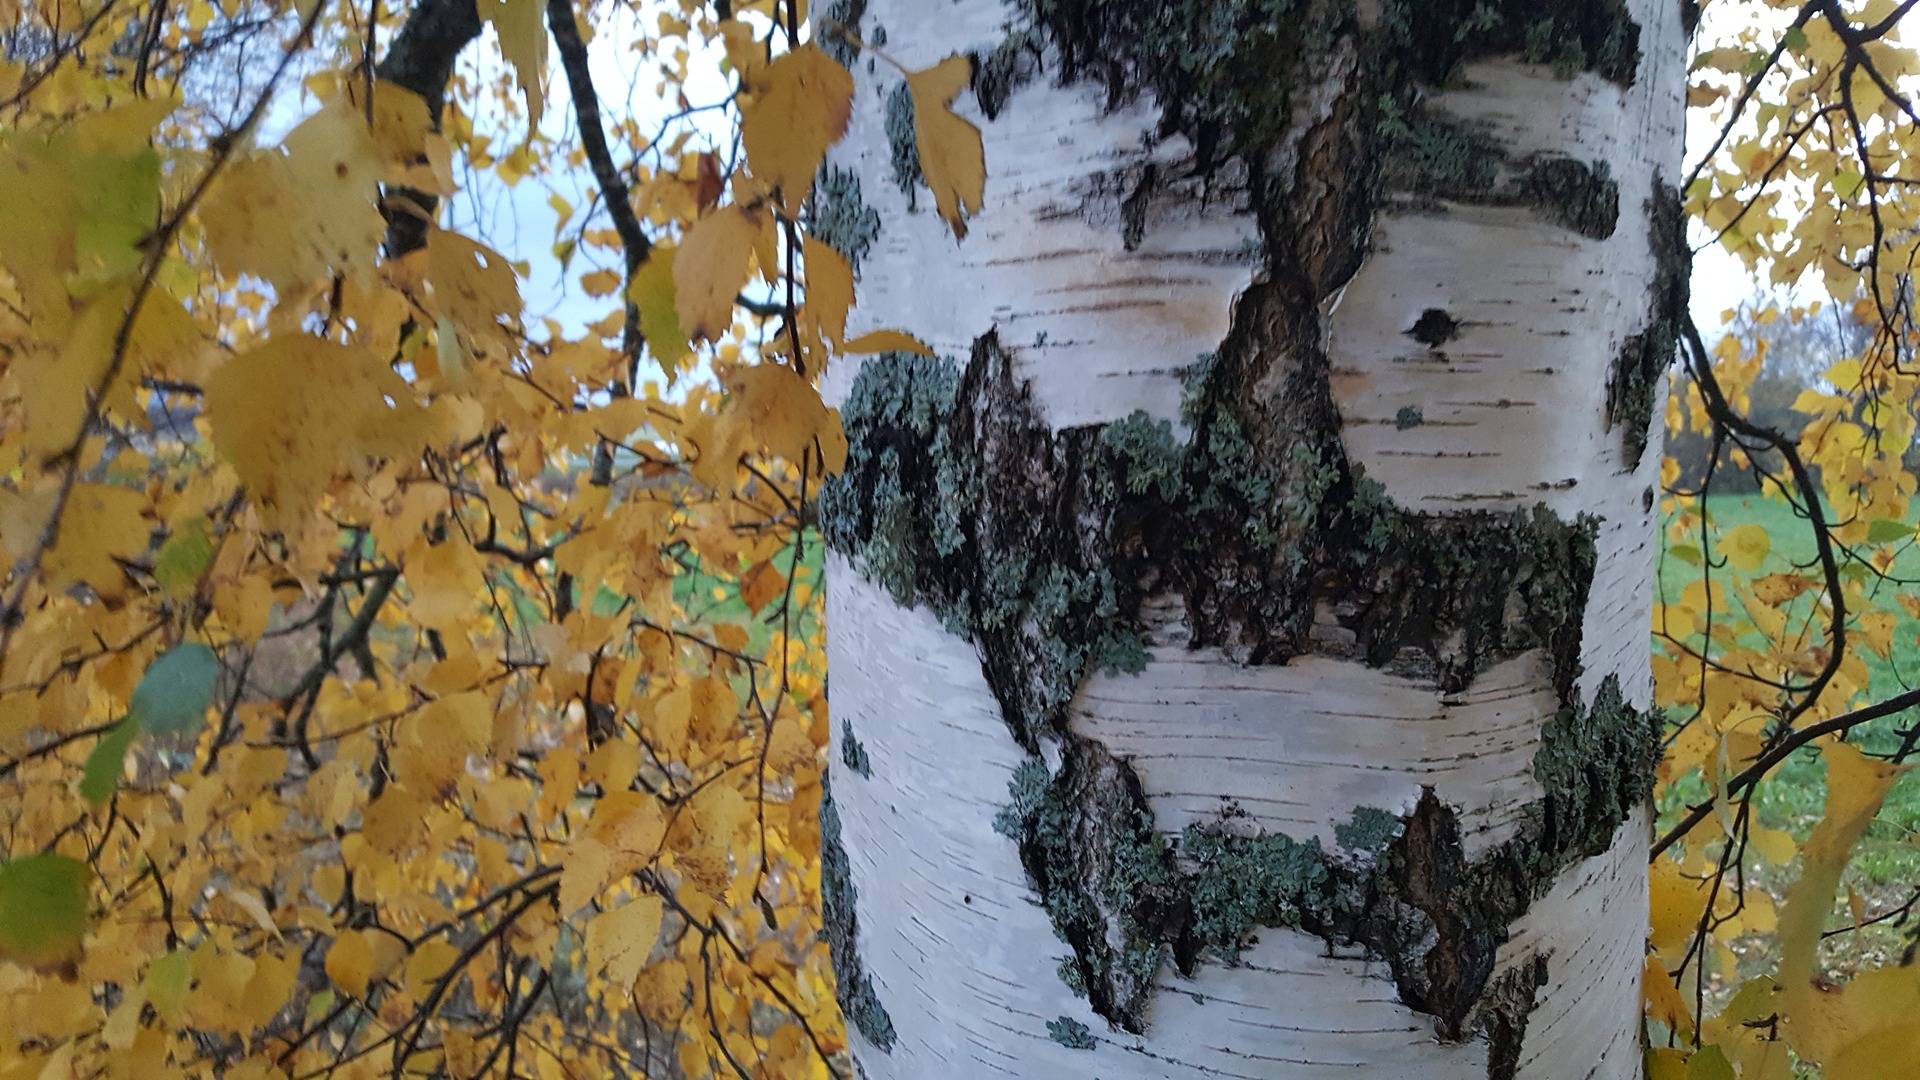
[1177,678,1652,1043]
[1608,179,1689,465]
[1409,308,1461,347]
[1522,156,1621,240]
[1383,0,1641,87]
[1481,954,1551,1080]
[819,776,897,1051]
[972,28,1042,120]
[994,745,1189,1030]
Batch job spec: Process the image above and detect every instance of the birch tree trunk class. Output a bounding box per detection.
[813,1,1688,1076]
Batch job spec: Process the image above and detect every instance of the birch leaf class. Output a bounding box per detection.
[0,854,91,971]
[586,895,663,989]
[907,55,986,238]
[803,236,853,349]
[843,329,934,356]
[484,0,547,134]
[1778,742,1912,1063]
[674,206,762,342]
[741,45,854,215]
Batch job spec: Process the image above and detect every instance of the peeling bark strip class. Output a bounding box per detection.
[818,0,1680,1073]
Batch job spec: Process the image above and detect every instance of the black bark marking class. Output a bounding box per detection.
[1410,308,1461,347]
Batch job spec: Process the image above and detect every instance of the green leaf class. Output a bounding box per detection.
[144,948,192,1023]
[0,853,92,970]
[79,717,139,804]
[1669,544,1702,566]
[132,643,219,735]
[1782,26,1809,51]
[1866,518,1911,544]
[153,516,214,596]
[1686,1045,1734,1080]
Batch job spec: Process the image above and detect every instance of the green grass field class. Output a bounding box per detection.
[1657,493,1920,978]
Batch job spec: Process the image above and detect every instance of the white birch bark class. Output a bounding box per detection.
[818,1,1686,1075]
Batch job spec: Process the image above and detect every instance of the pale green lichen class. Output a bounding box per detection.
[884,82,921,199]
[819,777,897,1050]
[812,166,883,274]
[1047,1015,1097,1050]
[817,0,864,67]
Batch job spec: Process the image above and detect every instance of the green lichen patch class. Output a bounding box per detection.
[973,28,1042,121]
[1394,405,1425,430]
[1018,0,1347,164]
[1378,100,1618,239]
[1183,822,1329,961]
[1531,676,1661,863]
[819,776,897,1051]
[817,0,865,68]
[1608,179,1689,465]
[1047,1015,1098,1050]
[885,82,922,202]
[1381,0,1640,86]
[811,166,882,275]
[993,745,1187,1029]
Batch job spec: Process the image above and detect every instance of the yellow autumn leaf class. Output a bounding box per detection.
[674,205,763,342]
[803,236,854,350]
[1650,857,1710,961]
[483,0,546,134]
[843,328,935,356]
[206,335,431,528]
[740,44,854,215]
[1722,523,1771,572]
[44,483,147,595]
[1830,1022,1920,1079]
[324,931,374,997]
[585,894,663,989]
[907,55,986,238]
[1778,742,1913,1063]
[201,98,385,292]
[580,267,623,298]
[720,361,846,471]
[1643,955,1695,1038]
